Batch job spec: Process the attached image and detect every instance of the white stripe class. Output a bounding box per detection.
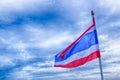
[55,44,99,65]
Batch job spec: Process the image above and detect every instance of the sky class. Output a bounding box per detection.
[0,0,120,80]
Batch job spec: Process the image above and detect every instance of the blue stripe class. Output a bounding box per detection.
[55,29,99,62]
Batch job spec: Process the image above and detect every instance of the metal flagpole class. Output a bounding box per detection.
[91,10,104,80]
[99,58,104,80]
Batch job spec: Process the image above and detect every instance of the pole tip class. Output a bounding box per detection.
[91,10,94,15]
[91,10,94,18]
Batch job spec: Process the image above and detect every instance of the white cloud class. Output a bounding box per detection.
[0,0,53,24]
[99,35,108,41]
[9,70,32,80]
[0,56,15,68]
[23,66,68,73]
[40,32,73,48]
[98,0,120,14]
[0,29,35,67]
[0,25,76,68]
[21,60,68,73]
[23,25,75,49]
[7,61,69,79]
[103,64,120,77]
[58,0,87,11]
[0,0,52,13]
[98,34,120,79]
[102,38,120,56]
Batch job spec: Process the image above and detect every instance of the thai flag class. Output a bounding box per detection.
[54,17,101,68]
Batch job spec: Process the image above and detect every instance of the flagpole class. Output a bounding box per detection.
[91,10,104,80]
[98,58,104,80]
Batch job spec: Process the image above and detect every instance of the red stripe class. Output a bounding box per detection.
[55,50,100,68]
[59,18,96,58]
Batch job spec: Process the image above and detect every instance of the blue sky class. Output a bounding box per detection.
[0,0,120,80]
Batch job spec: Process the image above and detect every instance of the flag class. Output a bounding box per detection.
[54,17,101,68]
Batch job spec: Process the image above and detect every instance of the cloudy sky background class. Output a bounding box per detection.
[0,0,120,80]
